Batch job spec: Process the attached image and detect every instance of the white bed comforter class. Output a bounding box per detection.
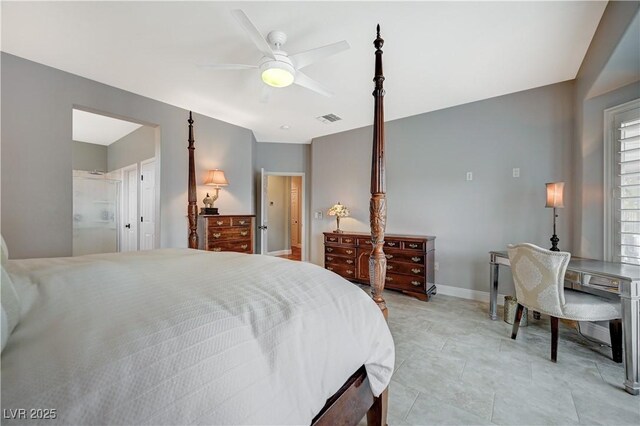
[1,249,394,425]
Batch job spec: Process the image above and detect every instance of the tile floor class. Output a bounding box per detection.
[367,288,640,425]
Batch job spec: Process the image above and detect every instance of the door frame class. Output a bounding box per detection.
[120,163,139,252]
[260,170,306,261]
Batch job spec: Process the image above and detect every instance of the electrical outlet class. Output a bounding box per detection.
[434,262,439,271]
[314,211,323,219]
[513,168,520,178]
[466,172,473,181]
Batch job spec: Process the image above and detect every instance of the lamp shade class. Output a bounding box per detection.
[545,182,565,208]
[204,169,228,187]
[327,202,350,217]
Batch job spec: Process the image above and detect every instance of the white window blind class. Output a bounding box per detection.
[616,107,640,265]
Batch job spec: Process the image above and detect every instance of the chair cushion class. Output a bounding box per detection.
[561,289,621,321]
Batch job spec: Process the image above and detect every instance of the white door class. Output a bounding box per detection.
[140,159,156,250]
[259,168,268,254]
[121,165,138,252]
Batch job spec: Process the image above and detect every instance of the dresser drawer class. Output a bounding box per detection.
[403,241,424,251]
[325,246,356,257]
[356,237,402,249]
[325,255,356,267]
[340,236,356,245]
[385,273,425,292]
[208,240,252,253]
[383,250,425,265]
[386,262,424,277]
[208,227,250,241]
[231,217,252,227]
[325,234,340,244]
[325,264,357,280]
[207,217,231,227]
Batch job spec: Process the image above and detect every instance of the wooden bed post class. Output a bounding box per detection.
[369,25,388,318]
[187,111,198,249]
[367,24,389,426]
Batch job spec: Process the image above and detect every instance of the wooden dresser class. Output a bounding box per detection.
[202,215,255,254]
[323,231,436,301]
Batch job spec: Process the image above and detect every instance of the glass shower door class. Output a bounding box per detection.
[72,171,119,256]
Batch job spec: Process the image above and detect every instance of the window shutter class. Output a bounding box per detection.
[616,111,640,265]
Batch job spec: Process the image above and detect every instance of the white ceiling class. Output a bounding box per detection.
[2,1,607,144]
[73,109,143,146]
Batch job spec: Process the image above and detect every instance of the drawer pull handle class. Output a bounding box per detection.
[213,233,221,238]
[213,248,222,252]
[216,221,224,225]
[411,280,421,286]
[412,268,421,274]
[344,238,352,243]
[238,220,246,225]
[346,250,353,255]
[326,256,334,261]
[387,265,394,270]
[346,260,354,264]
[346,270,353,274]
[326,248,333,252]
[387,242,396,246]
[329,237,337,241]
[411,257,421,262]
[409,243,418,248]
[385,276,393,282]
[240,231,248,236]
[240,244,248,250]
[327,267,334,271]
[385,254,393,259]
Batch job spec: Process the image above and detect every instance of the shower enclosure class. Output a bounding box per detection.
[72,170,120,256]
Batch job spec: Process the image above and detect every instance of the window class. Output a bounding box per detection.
[604,100,640,265]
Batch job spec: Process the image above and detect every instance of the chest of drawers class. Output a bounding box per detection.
[202,215,255,254]
[323,232,436,301]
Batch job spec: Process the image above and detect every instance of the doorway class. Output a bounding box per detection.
[71,107,160,255]
[259,170,305,261]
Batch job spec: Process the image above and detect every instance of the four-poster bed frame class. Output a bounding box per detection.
[187,26,390,426]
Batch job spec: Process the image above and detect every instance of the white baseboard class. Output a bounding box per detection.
[267,249,291,256]
[578,321,611,345]
[436,283,509,306]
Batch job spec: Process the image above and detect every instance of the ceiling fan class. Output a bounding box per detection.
[201,10,350,98]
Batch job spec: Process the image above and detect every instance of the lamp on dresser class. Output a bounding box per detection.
[201,169,229,215]
[327,202,350,233]
[545,182,564,251]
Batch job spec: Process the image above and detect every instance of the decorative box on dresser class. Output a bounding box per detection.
[323,231,436,301]
[202,215,255,254]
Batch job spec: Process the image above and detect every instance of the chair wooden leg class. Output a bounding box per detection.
[550,316,559,363]
[511,303,524,340]
[609,319,623,363]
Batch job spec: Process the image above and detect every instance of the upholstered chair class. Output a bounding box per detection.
[507,243,622,363]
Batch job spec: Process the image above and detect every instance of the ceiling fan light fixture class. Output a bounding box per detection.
[260,60,295,88]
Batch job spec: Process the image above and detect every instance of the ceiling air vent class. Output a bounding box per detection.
[316,113,342,124]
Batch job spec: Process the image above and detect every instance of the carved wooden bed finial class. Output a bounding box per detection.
[369,24,388,317]
[187,111,199,249]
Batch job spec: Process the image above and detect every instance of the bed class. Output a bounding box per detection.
[1,27,393,425]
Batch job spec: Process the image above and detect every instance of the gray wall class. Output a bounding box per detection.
[1,53,254,259]
[311,81,574,293]
[107,125,156,172]
[266,175,290,253]
[572,2,640,259]
[71,141,107,172]
[253,141,311,258]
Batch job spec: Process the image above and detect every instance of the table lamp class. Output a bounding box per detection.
[202,169,228,215]
[545,182,564,251]
[328,202,350,233]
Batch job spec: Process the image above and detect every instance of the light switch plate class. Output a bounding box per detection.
[513,168,520,178]
[466,172,473,181]
[314,211,323,219]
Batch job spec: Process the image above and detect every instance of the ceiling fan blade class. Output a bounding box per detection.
[197,64,258,70]
[231,9,275,60]
[294,72,334,97]
[290,40,350,69]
